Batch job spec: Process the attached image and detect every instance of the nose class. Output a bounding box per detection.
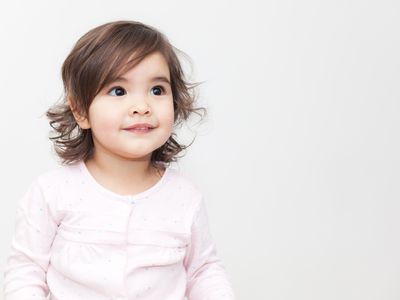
[128,93,151,116]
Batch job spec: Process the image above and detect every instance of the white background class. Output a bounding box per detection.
[1,0,400,299]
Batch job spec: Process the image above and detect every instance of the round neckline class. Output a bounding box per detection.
[78,160,171,202]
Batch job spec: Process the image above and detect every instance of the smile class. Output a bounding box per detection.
[124,128,154,134]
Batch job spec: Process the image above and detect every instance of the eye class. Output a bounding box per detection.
[150,86,165,96]
[108,86,126,96]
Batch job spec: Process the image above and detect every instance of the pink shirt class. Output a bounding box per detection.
[3,160,235,300]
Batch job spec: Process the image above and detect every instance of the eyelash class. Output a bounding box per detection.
[107,85,166,96]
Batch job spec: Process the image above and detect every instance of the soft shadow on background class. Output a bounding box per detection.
[1,1,399,299]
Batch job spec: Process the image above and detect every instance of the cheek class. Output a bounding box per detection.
[89,105,120,133]
[163,101,175,128]
[166,110,175,129]
[154,102,174,138]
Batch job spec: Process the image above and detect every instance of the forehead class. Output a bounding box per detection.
[121,51,170,79]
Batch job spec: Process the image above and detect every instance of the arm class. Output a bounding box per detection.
[3,179,58,300]
[184,197,235,300]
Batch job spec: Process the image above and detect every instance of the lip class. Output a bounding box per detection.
[123,123,155,130]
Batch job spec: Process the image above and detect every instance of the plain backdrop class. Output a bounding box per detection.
[1,0,400,299]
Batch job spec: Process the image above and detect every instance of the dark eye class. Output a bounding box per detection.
[108,86,126,96]
[151,86,165,96]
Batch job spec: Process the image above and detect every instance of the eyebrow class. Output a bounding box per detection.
[113,75,171,85]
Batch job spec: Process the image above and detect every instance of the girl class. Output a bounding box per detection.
[3,20,235,300]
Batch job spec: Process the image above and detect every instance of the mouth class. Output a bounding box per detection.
[124,127,154,134]
[123,123,155,130]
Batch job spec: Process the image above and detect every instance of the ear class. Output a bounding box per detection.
[67,96,91,129]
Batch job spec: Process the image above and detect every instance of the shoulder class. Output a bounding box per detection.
[165,166,204,206]
[33,161,82,191]
[166,167,202,195]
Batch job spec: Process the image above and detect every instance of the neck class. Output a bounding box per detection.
[84,150,163,192]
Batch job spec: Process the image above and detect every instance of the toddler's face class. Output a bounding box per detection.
[76,51,174,161]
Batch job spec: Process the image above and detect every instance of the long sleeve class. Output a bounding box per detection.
[3,178,59,300]
[184,197,235,300]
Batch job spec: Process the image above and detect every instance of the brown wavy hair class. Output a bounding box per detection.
[46,20,206,168]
